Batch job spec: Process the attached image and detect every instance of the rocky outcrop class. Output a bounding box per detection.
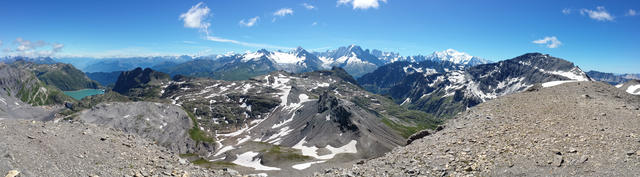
[0,63,69,120]
[113,67,171,97]
[0,120,223,176]
[76,101,215,155]
[315,81,640,176]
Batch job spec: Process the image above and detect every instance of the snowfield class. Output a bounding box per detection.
[292,161,326,170]
[627,84,640,95]
[292,137,358,160]
[542,80,579,87]
[232,151,281,171]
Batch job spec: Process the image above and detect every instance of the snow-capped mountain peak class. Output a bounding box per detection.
[428,49,489,66]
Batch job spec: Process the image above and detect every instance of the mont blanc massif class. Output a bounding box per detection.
[2,45,640,177]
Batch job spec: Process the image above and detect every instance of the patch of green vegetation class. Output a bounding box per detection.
[212,161,236,166]
[17,76,74,106]
[381,117,435,138]
[263,145,311,161]
[192,158,212,165]
[184,108,215,143]
[362,95,442,138]
[411,93,464,118]
[179,153,198,158]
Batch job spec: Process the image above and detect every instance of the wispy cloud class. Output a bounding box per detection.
[580,6,614,21]
[206,36,291,49]
[532,36,562,48]
[2,37,65,57]
[182,41,197,44]
[179,2,211,35]
[562,8,572,15]
[312,22,318,26]
[626,9,637,16]
[239,16,259,27]
[180,2,291,49]
[337,0,387,10]
[302,3,315,10]
[274,8,294,17]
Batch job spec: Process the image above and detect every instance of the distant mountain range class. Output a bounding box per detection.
[586,70,640,85]
[49,45,490,80]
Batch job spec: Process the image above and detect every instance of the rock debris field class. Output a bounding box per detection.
[315,81,640,176]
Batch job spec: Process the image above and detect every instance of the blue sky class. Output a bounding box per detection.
[0,0,638,73]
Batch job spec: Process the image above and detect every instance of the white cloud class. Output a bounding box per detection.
[312,22,318,26]
[274,8,293,17]
[180,2,291,49]
[532,36,562,48]
[302,3,315,10]
[179,2,211,35]
[562,8,571,15]
[338,0,387,10]
[580,6,614,21]
[3,38,65,57]
[626,9,637,16]
[239,16,259,27]
[206,36,291,49]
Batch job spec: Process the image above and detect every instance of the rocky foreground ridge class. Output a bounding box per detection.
[0,120,259,177]
[315,81,640,176]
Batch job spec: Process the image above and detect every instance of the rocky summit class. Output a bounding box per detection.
[315,81,640,176]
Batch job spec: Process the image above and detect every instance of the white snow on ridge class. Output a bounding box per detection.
[269,51,305,64]
[429,49,481,65]
[292,137,358,160]
[626,84,640,95]
[232,151,281,171]
[548,68,589,81]
[242,52,265,62]
[214,145,235,156]
[615,84,624,88]
[542,80,578,87]
[292,161,326,170]
[236,135,251,145]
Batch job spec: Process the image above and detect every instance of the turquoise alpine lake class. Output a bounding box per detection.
[63,89,105,100]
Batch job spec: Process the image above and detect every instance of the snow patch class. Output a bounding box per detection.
[237,135,251,145]
[214,145,235,156]
[292,137,358,160]
[292,161,326,170]
[232,151,281,171]
[542,80,578,87]
[626,84,640,95]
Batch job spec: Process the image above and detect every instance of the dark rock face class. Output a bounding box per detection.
[361,53,590,117]
[318,92,358,132]
[358,60,463,94]
[112,67,170,97]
